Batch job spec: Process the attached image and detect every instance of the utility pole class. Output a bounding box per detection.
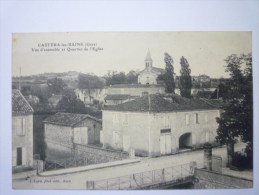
[18,66,21,90]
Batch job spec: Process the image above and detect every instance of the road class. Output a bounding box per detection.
[13,143,247,190]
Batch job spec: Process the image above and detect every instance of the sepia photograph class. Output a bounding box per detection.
[11,31,253,190]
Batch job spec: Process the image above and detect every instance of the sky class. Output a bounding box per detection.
[12,32,252,78]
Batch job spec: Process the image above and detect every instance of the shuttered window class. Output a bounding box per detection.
[16,118,26,136]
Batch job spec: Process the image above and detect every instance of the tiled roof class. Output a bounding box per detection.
[43,112,101,127]
[139,67,165,75]
[151,67,165,73]
[109,84,165,88]
[104,94,136,101]
[200,98,223,109]
[103,94,218,112]
[12,89,34,114]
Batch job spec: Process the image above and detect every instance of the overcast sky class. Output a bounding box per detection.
[12,32,251,78]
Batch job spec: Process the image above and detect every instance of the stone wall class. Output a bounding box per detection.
[194,168,253,189]
[74,143,129,165]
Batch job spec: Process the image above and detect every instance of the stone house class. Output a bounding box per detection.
[12,89,34,171]
[104,94,137,106]
[138,50,165,85]
[75,88,106,105]
[102,94,220,157]
[43,112,102,160]
[48,94,63,108]
[107,84,165,97]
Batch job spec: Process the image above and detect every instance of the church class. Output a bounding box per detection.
[138,50,165,85]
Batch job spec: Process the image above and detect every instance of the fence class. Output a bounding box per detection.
[44,157,87,171]
[86,162,196,190]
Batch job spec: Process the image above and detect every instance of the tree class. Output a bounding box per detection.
[47,78,66,95]
[179,56,192,98]
[126,70,138,84]
[163,53,176,93]
[58,89,86,113]
[216,53,253,167]
[104,71,127,86]
[78,73,105,103]
[57,88,102,118]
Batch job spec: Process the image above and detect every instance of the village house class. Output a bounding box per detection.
[43,112,102,160]
[102,94,220,157]
[104,94,137,106]
[12,89,34,171]
[138,50,165,85]
[107,84,165,96]
[75,88,106,105]
[48,94,63,108]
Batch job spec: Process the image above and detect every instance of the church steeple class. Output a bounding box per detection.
[145,49,153,70]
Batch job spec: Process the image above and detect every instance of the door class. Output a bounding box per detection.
[165,134,172,154]
[160,133,172,155]
[123,136,130,152]
[160,134,166,155]
[17,147,22,166]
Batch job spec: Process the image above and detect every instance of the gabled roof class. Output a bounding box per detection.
[43,112,101,127]
[12,89,34,114]
[139,67,165,75]
[103,94,218,113]
[104,94,136,101]
[200,98,223,109]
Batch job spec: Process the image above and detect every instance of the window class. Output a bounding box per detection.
[113,114,119,124]
[113,131,119,146]
[123,114,128,125]
[194,113,199,124]
[185,114,190,125]
[16,118,26,136]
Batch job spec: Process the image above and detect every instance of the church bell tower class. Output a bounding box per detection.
[145,49,153,70]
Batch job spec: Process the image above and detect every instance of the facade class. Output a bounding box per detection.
[138,50,165,84]
[107,84,165,96]
[12,89,34,170]
[48,94,63,108]
[102,94,220,157]
[75,88,106,105]
[43,112,102,160]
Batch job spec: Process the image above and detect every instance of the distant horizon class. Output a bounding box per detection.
[12,69,230,79]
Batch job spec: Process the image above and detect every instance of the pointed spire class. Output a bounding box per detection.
[145,49,152,61]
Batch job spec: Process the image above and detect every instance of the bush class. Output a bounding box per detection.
[232,151,252,170]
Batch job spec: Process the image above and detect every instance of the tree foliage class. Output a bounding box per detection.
[58,89,86,113]
[104,70,139,86]
[216,53,253,166]
[126,70,138,84]
[163,53,176,93]
[47,78,66,95]
[78,74,105,90]
[179,56,192,98]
